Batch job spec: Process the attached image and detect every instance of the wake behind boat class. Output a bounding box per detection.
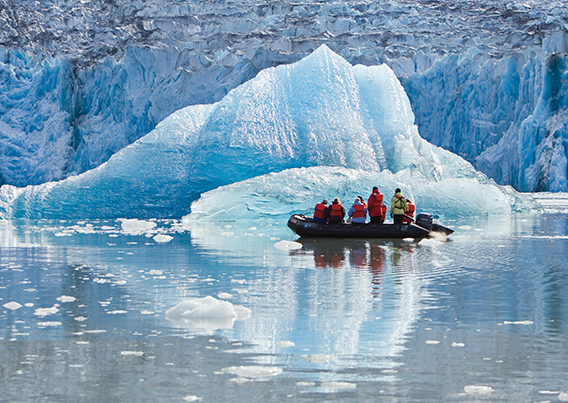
[287,213,453,239]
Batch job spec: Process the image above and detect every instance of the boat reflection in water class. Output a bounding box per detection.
[296,238,417,297]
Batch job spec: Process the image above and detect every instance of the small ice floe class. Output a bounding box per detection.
[56,295,76,303]
[182,396,202,402]
[217,292,234,299]
[273,240,302,250]
[464,385,493,396]
[74,316,87,322]
[503,320,534,325]
[425,340,440,345]
[222,365,282,382]
[276,341,295,348]
[296,381,316,387]
[305,353,331,363]
[37,321,62,327]
[120,219,157,235]
[3,301,22,310]
[559,392,568,401]
[120,351,144,357]
[107,310,128,315]
[451,342,465,347]
[320,381,357,391]
[165,296,251,333]
[34,305,59,317]
[153,234,173,243]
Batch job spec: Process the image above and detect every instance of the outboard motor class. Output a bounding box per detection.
[416,213,433,231]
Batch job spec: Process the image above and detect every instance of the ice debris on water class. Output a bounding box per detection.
[305,353,331,363]
[165,296,251,333]
[3,301,22,310]
[34,305,59,317]
[120,219,157,234]
[222,366,283,380]
[273,240,303,250]
[153,234,173,243]
[464,385,493,395]
[56,295,76,303]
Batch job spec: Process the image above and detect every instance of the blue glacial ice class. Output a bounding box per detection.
[2,0,568,192]
[0,46,536,220]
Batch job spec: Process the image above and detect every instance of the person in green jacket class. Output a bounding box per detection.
[390,188,408,225]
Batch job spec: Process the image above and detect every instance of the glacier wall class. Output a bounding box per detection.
[2,0,568,191]
[0,47,534,219]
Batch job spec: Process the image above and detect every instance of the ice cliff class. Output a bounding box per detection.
[0,47,534,219]
[1,0,568,191]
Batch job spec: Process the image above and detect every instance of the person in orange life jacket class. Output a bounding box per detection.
[357,196,368,209]
[313,199,328,224]
[368,186,385,224]
[402,199,416,224]
[348,198,367,224]
[326,198,345,224]
[390,188,408,225]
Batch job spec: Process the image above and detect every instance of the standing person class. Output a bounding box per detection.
[348,198,367,225]
[313,199,328,224]
[326,198,345,224]
[368,186,384,224]
[402,199,415,224]
[390,188,408,225]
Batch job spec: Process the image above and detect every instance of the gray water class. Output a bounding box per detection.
[1,211,568,402]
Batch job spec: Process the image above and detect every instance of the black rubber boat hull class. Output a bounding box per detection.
[287,214,430,239]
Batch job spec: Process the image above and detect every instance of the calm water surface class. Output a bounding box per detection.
[1,213,568,402]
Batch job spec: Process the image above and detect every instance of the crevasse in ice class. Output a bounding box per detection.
[0,46,536,220]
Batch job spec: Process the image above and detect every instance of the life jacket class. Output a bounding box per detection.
[314,203,327,220]
[381,205,387,219]
[368,191,384,217]
[402,201,416,224]
[329,203,344,217]
[351,203,366,219]
[407,202,415,218]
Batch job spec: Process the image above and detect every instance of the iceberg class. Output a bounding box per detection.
[0,46,536,220]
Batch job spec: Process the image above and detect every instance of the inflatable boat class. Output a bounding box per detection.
[287,213,453,239]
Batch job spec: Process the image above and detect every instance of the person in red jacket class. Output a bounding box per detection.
[402,199,416,224]
[367,187,385,224]
[313,199,328,224]
[326,198,345,224]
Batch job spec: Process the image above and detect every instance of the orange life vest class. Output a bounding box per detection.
[407,202,415,218]
[351,204,366,219]
[368,191,384,217]
[329,203,344,217]
[314,203,327,219]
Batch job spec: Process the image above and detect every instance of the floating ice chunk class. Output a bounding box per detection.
[121,219,157,234]
[297,381,316,387]
[217,292,233,299]
[320,381,357,390]
[425,340,440,344]
[107,310,128,314]
[153,234,173,243]
[56,295,76,303]
[74,316,87,322]
[464,385,493,395]
[559,392,568,401]
[273,240,303,250]
[165,296,250,333]
[182,396,202,402]
[34,305,59,317]
[3,301,22,310]
[37,321,62,327]
[120,351,144,356]
[222,365,283,379]
[305,353,331,363]
[451,342,465,347]
[503,320,534,325]
[276,341,295,348]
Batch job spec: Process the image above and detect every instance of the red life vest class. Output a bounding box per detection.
[329,203,344,217]
[407,202,415,218]
[314,203,327,219]
[368,191,384,217]
[351,204,366,219]
[402,202,416,224]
